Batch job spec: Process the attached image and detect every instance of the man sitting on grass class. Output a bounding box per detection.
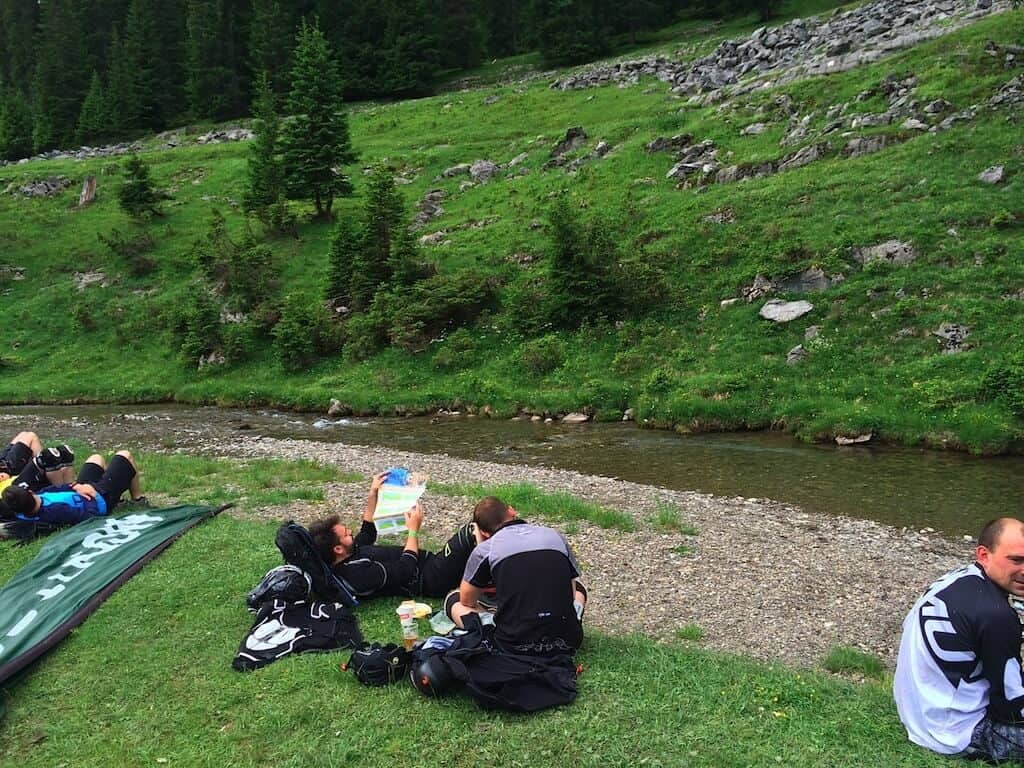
[308,471,477,599]
[446,496,587,657]
[895,517,1024,762]
[1,449,144,526]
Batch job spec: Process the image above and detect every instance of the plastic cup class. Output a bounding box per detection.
[397,600,418,650]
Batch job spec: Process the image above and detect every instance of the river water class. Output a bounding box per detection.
[3,404,1021,537]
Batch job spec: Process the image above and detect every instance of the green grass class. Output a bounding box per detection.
[675,623,705,642]
[0,515,962,768]
[139,453,361,509]
[433,481,635,531]
[652,501,700,534]
[0,8,1021,453]
[823,646,886,680]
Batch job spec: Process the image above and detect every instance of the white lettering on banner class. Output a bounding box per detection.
[5,610,38,637]
[0,513,168,649]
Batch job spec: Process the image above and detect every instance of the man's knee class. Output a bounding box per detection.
[115,450,135,468]
[13,431,39,447]
[86,453,105,468]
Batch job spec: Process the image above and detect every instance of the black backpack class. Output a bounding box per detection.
[344,643,413,686]
[274,521,359,607]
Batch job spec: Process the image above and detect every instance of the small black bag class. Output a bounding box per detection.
[344,643,412,686]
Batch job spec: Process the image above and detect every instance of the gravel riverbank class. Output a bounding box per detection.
[208,434,970,669]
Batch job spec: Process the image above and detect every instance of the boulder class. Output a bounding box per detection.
[804,325,821,341]
[741,122,768,135]
[835,433,872,446]
[440,163,472,178]
[742,273,775,302]
[786,344,807,365]
[933,322,970,353]
[978,165,1004,184]
[551,127,587,158]
[853,239,917,266]
[562,412,590,424]
[843,136,888,157]
[759,299,814,322]
[327,398,344,416]
[470,159,500,184]
[645,134,694,153]
[776,267,842,294]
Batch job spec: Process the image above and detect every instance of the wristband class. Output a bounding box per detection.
[407,530,419,538]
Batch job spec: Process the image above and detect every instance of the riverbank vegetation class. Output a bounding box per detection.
[0,5,1021,454]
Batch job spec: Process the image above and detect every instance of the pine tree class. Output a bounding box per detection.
[348,164,402,307]
[120,0,161,130]
[325,216,364,305]
[531,0,609,66]
[0,89,33,161]
[31,0,89,149]
[76,71,113,145]
[436,0,485,71]
[0,0,39,95]
[243,71,284,218]
[280,19,355,218]
[118,155,161,218]
[379,0,440,96]
[248,0,297,96]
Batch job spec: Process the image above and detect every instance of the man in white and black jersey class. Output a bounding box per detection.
[445,496,588,657]
[895,517,1024,762]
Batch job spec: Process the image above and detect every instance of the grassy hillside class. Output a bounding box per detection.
[0,4,1021,453]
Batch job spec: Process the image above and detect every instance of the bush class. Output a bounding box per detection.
[520,334,566,376]
[343,299,389,361]
[192,211,280,311]
[431,328,478,372]
[981,353,1024,419]
[117,155,162,218]
[387,272,499,353]
[273,292,337,372]
[97,228,157,275]
[169,285,222,367]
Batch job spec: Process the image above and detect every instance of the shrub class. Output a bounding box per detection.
[343,296,390,361]
[171,285,222,367]
[520,334,566,376]
[981,353,1024,419]
[990,211,1016,229]
[97,228,157,275]
[432,328,478,372]
[273,292,337,372]
[192,211,280,311]
[387,273,499,353]
[117,155,162,218]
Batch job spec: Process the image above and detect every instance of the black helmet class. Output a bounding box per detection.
[410,654,455,697]
[246,565,312,611]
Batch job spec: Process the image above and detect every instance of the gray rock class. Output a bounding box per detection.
[551,127,587,158]
[743,274,775,302]
[622,408,635,422]
[978,165,1005,184]
[507,152,529,167]
[720,297,741,308]
[835,433,872,446]
[933,322,970,352]
[853,240,917,266]
[923,98,954,114]
[327,398,344,417]
[776,267,842,294]
[562,412,590,424]
[759,299,814,322]
[419,231,448,246]
[470,159,501,184]
[440,163,472,178]
[901,117,929,130]
[804,325,821,341]
[843,136,888,157]
[741,122,768,135]
[787,344,807,365]
[645,134,694,153]
[73,271,107,291]
[778,142,830,172]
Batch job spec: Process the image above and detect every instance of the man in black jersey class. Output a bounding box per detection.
[308,472,477,599]
[446,496,587,657]
[895,517,1024,762]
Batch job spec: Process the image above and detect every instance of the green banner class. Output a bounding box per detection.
[0,505,216,686]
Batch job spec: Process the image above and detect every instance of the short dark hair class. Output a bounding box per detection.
[309,514,342,562]
[2,485,36,516]
[473,496,512,535]
[979,518,1024,550]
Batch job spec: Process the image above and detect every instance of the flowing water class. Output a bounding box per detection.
[4,404,1021,537]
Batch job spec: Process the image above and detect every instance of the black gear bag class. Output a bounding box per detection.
[344,643,412,686]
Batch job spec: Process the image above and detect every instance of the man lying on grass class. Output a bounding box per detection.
[895,516,1024,763]
[308,471,477,599]
[1,449,144,526]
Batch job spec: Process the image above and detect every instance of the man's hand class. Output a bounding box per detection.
[405,502,424,533]
[363,471,391,522]
[369,471,389,494]
[72,482,98,500]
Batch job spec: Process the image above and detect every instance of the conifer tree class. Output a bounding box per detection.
[118,155,161,218]
[243,71,285,219]
[248,0,297,96]
[325,216,364,306]
[185,0,242,121]
[76,71,113,145]
[349,164,402,307]
[31,0,89,149]
[0,0,39,94]
[281,19,355,218]
[120,0,161,130]
[0,89,33,161]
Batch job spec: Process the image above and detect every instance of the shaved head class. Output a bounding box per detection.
[979,518,1024,551]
